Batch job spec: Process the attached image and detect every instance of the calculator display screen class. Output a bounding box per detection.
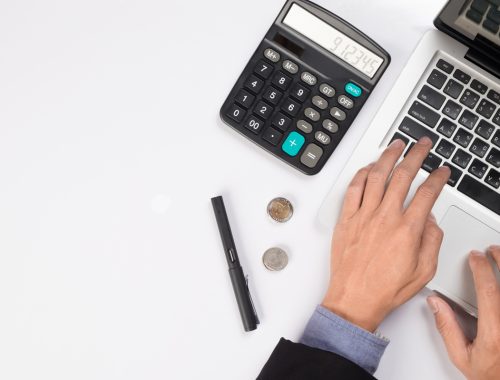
[283,4,384,78]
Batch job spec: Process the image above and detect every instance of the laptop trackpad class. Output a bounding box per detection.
[431,206,500,315]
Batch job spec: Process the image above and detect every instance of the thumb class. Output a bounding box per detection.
[427,296,470,372]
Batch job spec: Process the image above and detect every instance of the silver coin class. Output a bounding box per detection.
[267,197,293,223]
[262,247,289,271]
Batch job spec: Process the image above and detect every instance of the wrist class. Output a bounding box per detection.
[322,294,385,332]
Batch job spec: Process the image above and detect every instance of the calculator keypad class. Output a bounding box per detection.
[222,45,369,174]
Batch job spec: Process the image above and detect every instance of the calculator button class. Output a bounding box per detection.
[301,72,317,86]
[282,98,301,117]
[272,112,292,132]
[262,127,283,146]
[245,75,264,94]
[272,71,292,91]
[290,83,310,102]
[226,104,246,123]
[345,82,362,98]
[262,87,283,106]
[297,120,313,134]
[254,101,274,120]
[304,107,320,122]
[312,96,328,110]
[300,144,323,168]
[282,131,305,157]
[235,90,255,109]
[315,131,331,145]
[323,119,339,133]
[330,107,346,121]
[320,84,336,98]
[282,60,299,74]
[264,48,280,63]
[244,115,264,134]
[254,60,273,79]
[338,95,354,110]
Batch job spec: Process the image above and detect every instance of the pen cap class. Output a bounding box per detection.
[211,196,239,267]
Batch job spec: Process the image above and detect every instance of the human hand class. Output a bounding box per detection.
[322,137,450,332]
[427,246,500,380]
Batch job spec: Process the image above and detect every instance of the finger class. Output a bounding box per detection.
[339,163,374,222]
[469,251,500,330]
[416,214,443,283]
[488,245,500,270]
[427,296,470,372]
[382,137,433,208]
[361,139,406,211]
[403,166,450,229]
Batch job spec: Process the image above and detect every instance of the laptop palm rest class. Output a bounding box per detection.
[430,206,500,317]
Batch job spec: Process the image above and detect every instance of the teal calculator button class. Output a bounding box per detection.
[282,131,305,157]
[345,82,362,98]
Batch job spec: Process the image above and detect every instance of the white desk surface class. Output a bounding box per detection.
[0,0,465,379]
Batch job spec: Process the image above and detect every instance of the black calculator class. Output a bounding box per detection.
[220,0,390,175]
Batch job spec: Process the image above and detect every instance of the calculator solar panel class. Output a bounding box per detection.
[220,0,390,175]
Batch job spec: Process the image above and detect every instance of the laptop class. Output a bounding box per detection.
[318,0,500,317]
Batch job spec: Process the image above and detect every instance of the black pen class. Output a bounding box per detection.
[211,195,259,332]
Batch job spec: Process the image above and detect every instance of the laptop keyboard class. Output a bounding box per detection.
[466,0,500,36]
[389,57,500,216]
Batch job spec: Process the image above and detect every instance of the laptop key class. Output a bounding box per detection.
[452,148,473,168]
[437,118,457,137]
[483,19,500,34]
[436,59,453,74]
[436,139,456,159]
[453,128,473,148]
[470,137,489,158]
[476,99,496,119]
[398,116,439,146]
[486,147,500,168]
[485,168,500,189]
[460,89,480,108]
[471,0,489,14]
[494,109,500,126]
[388,132,410,147]
[470,79,488,95]
[443,163,462,187]
[488,89,500,105]
[427,69,447,89]
[466,9,483,23]
[475,119,495,140]
[444,79,464,99]
[459,109,479,129]
[492,129,500,148]
[418,85,446,110]
[453,69,471,84]
[443,99,463,120]
[422,152,442,173]
[488,7,500,24]
[468,158,488,178]
[458,175,500,215]
[408,101,441,127]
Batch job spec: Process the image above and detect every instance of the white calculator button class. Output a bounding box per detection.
[323,119,339,133]
[264,48,280,63]
[297,120,313,134]
[301,72,317,86]
[315,131,331,145]
[319,84,336,98]
[338,95,354,109]
[305,107,320,122]
[312,96,328,110]
[330,107,346,121]
[282,60,299,74]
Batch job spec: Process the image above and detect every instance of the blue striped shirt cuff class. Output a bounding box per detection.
[299,305,389,374]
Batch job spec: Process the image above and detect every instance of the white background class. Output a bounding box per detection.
[0,0,465,379]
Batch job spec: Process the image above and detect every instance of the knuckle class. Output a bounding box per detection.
[366,169,385,185]
[392,166,413,183]
[483,283,499,299]
[417,184,437,200]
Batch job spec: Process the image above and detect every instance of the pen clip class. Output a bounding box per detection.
[245,275,260,324]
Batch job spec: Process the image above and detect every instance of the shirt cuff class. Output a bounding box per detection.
[299,305,389,374]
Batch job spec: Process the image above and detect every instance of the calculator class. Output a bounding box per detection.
[220,0,390,175]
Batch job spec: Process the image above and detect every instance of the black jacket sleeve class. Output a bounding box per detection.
[257,338,376,380]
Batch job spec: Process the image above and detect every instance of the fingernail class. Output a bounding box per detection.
[427,297,439,314]
[488,245,500,251]
[389,139,404,149]
[418,136,432,145]
[470,250,484,257]
[440,165,451,174]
